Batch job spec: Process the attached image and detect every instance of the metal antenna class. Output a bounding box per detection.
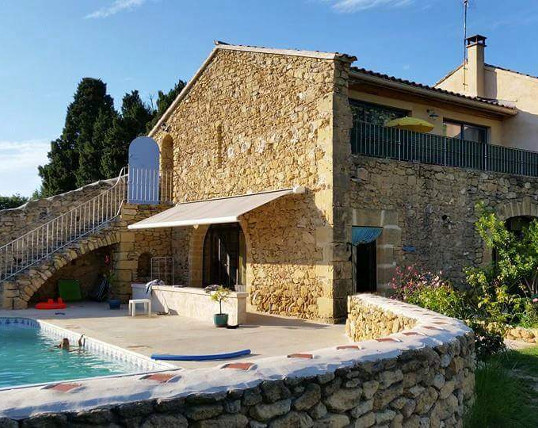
[463,0,469,89]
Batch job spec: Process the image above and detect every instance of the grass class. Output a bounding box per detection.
[465,346,538,428]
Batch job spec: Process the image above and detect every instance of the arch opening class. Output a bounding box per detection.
[202,223,246,291]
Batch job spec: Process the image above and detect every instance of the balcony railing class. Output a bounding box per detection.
[351,121,538,177]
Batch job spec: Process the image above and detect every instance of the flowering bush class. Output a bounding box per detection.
[391,264,505,359]
[390,265,468,319]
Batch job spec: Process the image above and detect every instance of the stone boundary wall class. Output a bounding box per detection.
[505,325,538,343]
[0,295,474,427]
[0,179,115,246]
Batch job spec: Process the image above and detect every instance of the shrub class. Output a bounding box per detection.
[391,265,506,359]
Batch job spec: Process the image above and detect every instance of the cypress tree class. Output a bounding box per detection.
[38,78,116,195]
[145,80,186,132]
[101,90,153,178]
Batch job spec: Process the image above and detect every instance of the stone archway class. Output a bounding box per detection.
[350,207,402,294]
[480,198,538,266]
[189,225,209,287]
[160,134,174,172]
[2,229,120,310]
[496,198,538,222]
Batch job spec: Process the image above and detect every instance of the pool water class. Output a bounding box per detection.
[0,323,137,388]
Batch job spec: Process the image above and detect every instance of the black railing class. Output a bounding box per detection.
[351,121,538,177]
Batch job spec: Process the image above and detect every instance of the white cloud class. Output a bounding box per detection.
[329,0,414,13]
[0,139,50,196]
[85,0,147,19]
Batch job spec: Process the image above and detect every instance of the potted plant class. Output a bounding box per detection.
[205,285,231,327]
[105,271,121,310]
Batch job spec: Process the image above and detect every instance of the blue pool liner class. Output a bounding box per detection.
[151,349,251,361]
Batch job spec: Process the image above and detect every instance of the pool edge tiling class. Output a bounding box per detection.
[0,295,475,425]
[0,317,175,392]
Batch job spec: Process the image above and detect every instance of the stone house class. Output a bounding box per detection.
[4,36,538,325]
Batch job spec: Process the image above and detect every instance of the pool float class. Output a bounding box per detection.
[35,298,67,310]
[151,349,251,361]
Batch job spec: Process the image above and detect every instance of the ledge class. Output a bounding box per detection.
[0,295,475,426]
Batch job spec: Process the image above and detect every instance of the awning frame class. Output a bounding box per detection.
[128,186,306,230]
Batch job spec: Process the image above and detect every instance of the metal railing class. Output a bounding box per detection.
[351,121,538,177]
[0,167,176,282]
[0,168,128,281]
[127,167,174,205]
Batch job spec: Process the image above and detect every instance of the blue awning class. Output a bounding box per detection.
[352,227,383,245]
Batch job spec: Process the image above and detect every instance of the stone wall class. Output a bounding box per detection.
[346,297,416,341]
[0,179,115,246]
[29,246,114,304]
[0,296,475,427]
[151,46,354,322]
[112,204,177,301]
[347,155,538,289]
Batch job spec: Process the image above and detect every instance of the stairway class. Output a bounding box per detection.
[0,170,127,309]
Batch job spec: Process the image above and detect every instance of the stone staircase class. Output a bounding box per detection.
[0,171,128,310]
[1,226,120,309]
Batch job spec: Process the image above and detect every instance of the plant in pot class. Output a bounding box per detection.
[205,285,231,327]
[105,270,121,310]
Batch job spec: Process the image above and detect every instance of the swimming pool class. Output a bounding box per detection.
[0,318,168,389]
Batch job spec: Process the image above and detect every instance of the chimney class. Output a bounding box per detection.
[465,34,486,97]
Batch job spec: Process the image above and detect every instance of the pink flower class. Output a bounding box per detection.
[533,298,538,303]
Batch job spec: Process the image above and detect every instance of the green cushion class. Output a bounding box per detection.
[58,279,82,302]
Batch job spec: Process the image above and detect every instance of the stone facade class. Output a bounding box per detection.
[0,202,175,309]
[29,246,113,304]
[0,296,475,428]
[112,204,176,301]
[150,46,354,322]
[346,155,538,290]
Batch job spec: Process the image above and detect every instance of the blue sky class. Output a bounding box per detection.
[1,0,538,196]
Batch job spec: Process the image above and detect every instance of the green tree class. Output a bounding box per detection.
[0,194,28,210]
[101,90,153,178]
[146,80,186,132]
[466,202,538,296]
[38,78,116,195]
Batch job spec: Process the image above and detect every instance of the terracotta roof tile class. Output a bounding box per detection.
[350,67,514,109]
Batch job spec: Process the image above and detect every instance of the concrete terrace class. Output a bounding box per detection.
[0,303,347,369]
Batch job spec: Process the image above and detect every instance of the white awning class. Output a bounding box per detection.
[128,187,305,230]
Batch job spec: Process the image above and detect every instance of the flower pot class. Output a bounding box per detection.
[214,313,228,327]
[108,299,121,310]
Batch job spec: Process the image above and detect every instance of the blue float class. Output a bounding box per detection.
[151,349,251,361]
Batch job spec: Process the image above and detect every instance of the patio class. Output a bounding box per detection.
[0,302,347,369]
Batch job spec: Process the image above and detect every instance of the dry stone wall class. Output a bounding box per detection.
[346,298,416,341]
[0,179,115,246]
[151,47,353,322]
[349,155,538,286]
[0,296,475,428]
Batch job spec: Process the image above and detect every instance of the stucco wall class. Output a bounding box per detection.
[436,64,538,151]
[151,48,351,322]
[348,155,538,290]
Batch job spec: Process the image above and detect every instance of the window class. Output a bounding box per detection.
[444,120,488,144]
[137,252,152,281]
[350,100,408,126]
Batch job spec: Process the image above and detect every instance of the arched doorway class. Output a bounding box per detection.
[506,216,534,238]
[203,223,246,290]
[160,134,173,171]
